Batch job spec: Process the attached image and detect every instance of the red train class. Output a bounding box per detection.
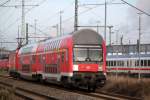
[9,29,106,91]
[0,59,9,71]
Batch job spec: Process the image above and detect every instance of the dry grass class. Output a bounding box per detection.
[101,76,150,99]
[0,89,12,100]
[0,86,16,100]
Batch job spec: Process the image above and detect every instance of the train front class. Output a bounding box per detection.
[71,29,106,91]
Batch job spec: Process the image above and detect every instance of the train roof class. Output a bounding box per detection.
[19,29,104,54]
[19,43,38,54]
[72,29,103,45]
[107,54,150,60]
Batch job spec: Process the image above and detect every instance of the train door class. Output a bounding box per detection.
[60,49,68,74]
[56,52,61,74]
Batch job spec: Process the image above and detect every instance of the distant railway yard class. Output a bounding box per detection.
[0,72,149,100]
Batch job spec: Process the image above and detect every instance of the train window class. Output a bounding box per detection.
[116,61,118,66]
[120,61,122,66]
[73,47,102,62]
[106,61,108,66]
[135,61,137,66]
[114,61,116,66]
[66,49,68,62]
[111,61,113,66]
[144,60,147,66]
[141,60,144,66]
[127,61,129,67]
[118,61,120,66]
[129,60,133,67]
[148,60,150,66]
[112,61,113,66]
[20,57,23,64]
[122,61,124,66]
[32,55,36,63]
[137,60,139,67]
[61,52,65,62]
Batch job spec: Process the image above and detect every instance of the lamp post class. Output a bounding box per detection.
[137,12,143,79]
[52,24,59,37]
[96,21,101,33]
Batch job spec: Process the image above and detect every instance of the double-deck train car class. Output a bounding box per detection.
[9,50,19,77]
[9,29,106,91]
[107,54,150,77]
[0,59,9,71]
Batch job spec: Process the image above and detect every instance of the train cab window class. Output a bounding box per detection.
[73,46,102,62]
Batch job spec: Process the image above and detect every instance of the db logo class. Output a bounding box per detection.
[86,66,90,70]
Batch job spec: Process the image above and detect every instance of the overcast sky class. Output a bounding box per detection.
[0,0,150,50]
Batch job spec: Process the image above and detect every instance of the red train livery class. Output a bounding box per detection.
[0,59,9,70]
[9,29,106,91]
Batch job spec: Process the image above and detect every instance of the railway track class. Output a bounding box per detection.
[0,75,57,100]
[0,75,142,100]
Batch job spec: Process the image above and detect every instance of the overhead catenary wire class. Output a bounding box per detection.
[40,0,74,24]
[1,0,47,34]
[121,0,150,16]
[43,5,101,32]
[43,0,123,34]
[28,24,49,36]
[0,0,11,6]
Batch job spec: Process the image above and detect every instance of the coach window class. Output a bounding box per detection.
[141,60,144,66]
[148,60,150,66]
[114,61,116,66]
[20,56,23,64]
[107,61,109,66]
[130,61,132,67]
[32,55,36,63]
[111,61,113,66]
[135,61,137,66]
[127,61,129,67]
[61,52,65,62]
[66,49,68,62]
[144,60,147,66]
[112,61,114,66]
[122,61,124,67]
[106,61,108,66]
[109,61,112,66]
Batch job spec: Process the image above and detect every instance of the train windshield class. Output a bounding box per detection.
[73,46,102,62]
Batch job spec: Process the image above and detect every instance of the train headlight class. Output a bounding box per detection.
[73,65,78,71]
[98,66,102,71]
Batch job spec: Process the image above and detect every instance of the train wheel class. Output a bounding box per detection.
[61,77,70,88]
[88,85,96,92]
[15,73,20,80]
[40,77,45,84]
[37,75,45,83]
